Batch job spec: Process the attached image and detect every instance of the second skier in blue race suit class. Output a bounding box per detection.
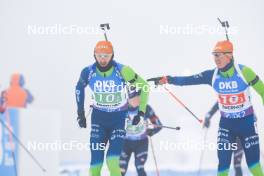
[120,87,162,176]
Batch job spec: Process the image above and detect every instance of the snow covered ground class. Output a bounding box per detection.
[59,164,254,176]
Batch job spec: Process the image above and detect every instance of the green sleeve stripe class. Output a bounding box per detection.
[134,76,150,113]
[241,66,257,83]
[242,66,264,105]
[121,66,149,113]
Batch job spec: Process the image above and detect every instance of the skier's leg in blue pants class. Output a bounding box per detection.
[120,140,133,176]
[233,137,243,176]
[106,114,126,176]
[217,118,236,176]
[89,109,126,176]
[134,138,148,176]
[217,116,264,176]
[238,115,264,176]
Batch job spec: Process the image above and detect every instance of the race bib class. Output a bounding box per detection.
[94,92,122,105]
[218,92,246,105]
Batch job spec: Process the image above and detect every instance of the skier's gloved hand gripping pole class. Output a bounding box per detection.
[147,77,203,124]
[77,110,86,128]
[77,105,93,128]
[132,111,145,125]
[147,122,181,131]
[127,112,145,126]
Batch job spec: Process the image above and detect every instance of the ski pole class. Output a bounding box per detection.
[86,105,93,118]
[0,115,47,172]
[100,23,110,41]
[163,86,203,124]
[147,79,203,124]
[147,123,181,131]
[197,128,209,176]
[149,136,160,176]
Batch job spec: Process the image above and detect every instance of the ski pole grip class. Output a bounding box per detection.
[147,77,161,85]
[100,23,110,30]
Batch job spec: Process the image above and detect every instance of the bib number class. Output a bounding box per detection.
[219,92,246,105]
[94,92,122,104]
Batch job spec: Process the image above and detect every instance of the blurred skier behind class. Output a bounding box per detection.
[120,87,162,176]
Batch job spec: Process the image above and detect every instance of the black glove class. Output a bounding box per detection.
[77,110,87,128]
[147,76,173,85]
[146,129,154,136]
[132,111,144,125]
[203,114,211,128]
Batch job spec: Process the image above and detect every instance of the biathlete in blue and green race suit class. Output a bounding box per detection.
[120,87,162,176]
[75,41,150,176]
[204,102,246,176]
[149,40,264,176]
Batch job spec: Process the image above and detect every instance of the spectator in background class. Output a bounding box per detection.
[1,73,33,108]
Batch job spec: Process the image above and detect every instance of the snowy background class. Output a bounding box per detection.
[1,0,264,175]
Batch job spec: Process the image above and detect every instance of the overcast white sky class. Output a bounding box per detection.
[1,0,264,170]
